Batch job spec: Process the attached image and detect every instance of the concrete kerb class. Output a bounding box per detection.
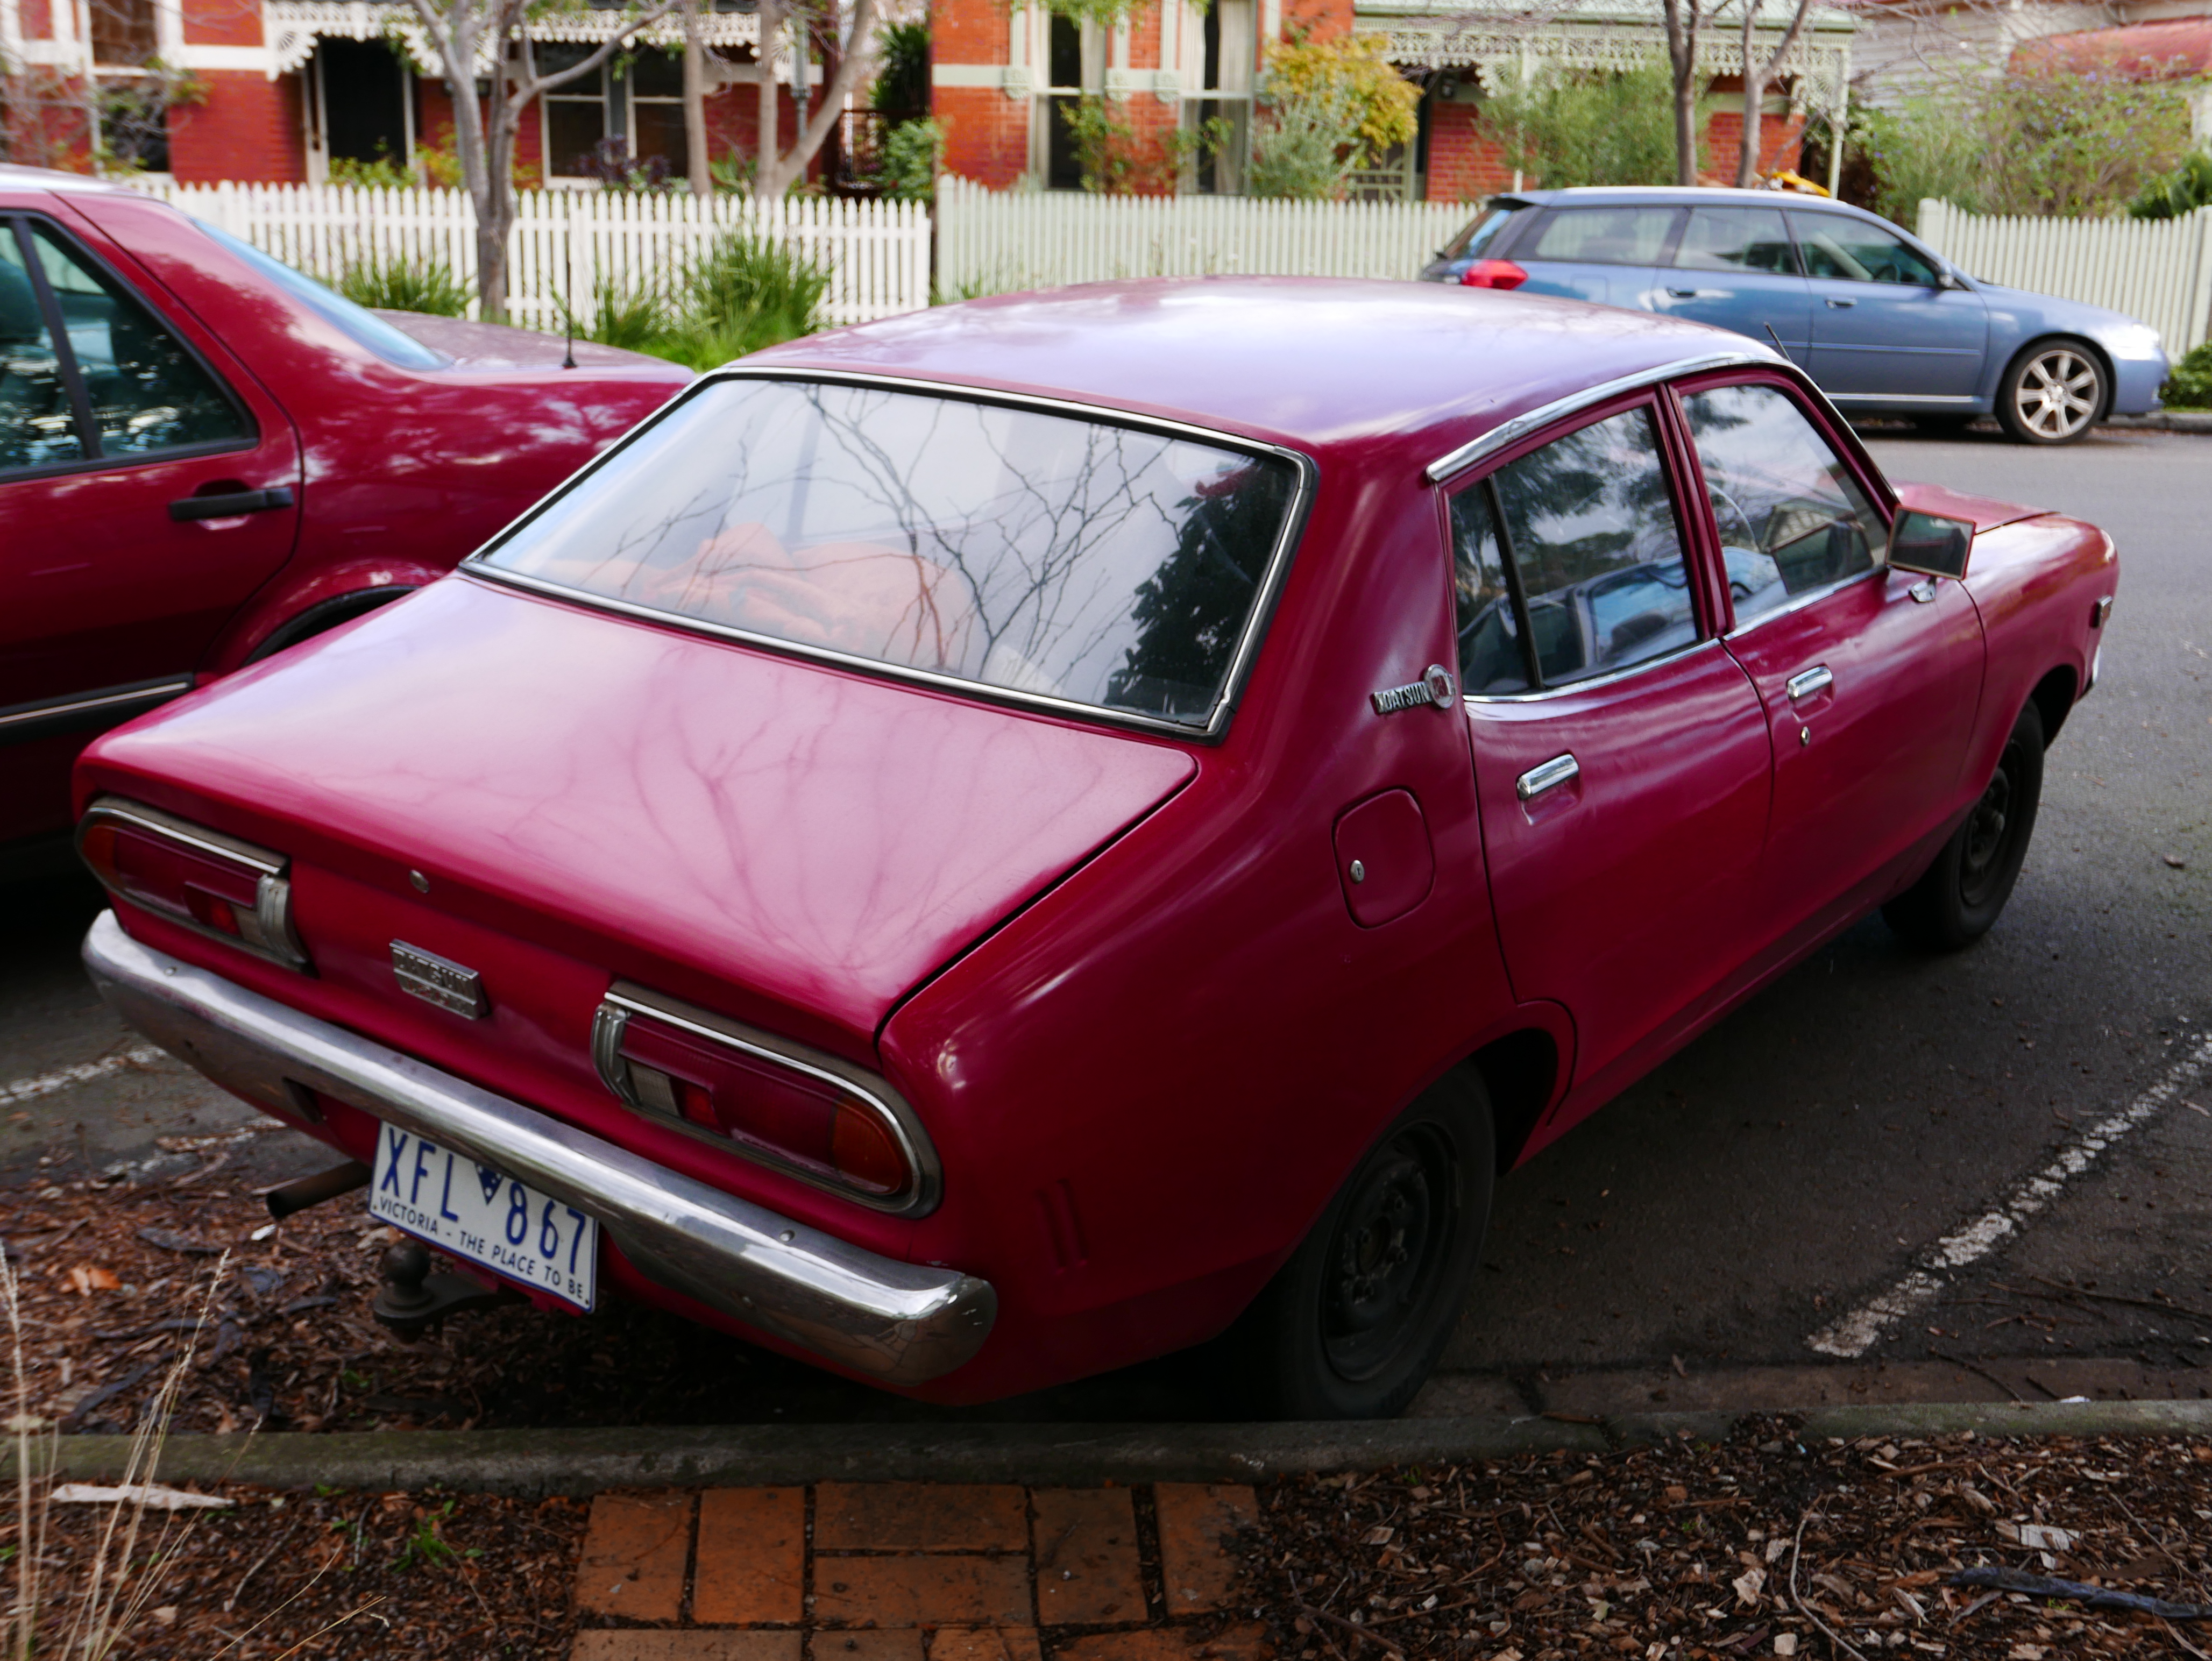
[11,1400,2212,1496]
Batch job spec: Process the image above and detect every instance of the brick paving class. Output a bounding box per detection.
[571,1482,1267,1661]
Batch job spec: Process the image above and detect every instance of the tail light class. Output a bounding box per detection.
[1458,259,1529,290]
[591,982,938,1216]
[77,797,309,971]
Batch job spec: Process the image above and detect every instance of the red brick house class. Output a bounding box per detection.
[0,0,820,184]
[930,0,1855,199]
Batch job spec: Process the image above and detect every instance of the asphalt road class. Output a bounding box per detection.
[5,423,2207,1420]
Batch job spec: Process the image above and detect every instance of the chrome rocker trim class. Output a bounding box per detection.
[82,912,996,1387]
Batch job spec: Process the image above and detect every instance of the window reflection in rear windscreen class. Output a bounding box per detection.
[476,378,1300,727]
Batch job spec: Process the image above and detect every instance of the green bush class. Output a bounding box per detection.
[557,277,671,353]
[1481,57,1688,189]
[1862,69,2202,224]
[335,253,469,317]
[2164,342,2212,409]
[673,232,829,359]
[2132,148,2212,219]
[878,118,944,203]
[1245,86,1364,201]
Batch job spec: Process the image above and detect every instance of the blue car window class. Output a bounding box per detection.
[1791,215,1940,287]
[1680,382,1882,627]
[1526,206,1679,267]
[1440,201,1527,262]
[1672,207,1797,275]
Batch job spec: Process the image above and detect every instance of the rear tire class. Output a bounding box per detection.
[1884,699,2045,951]
[1220,1071,1493,1419]
[1996,341,2104,445]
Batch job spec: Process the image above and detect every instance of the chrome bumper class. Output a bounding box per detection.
[82,912,996,1386]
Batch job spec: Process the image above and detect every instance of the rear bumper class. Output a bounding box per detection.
[82,911,996,1386]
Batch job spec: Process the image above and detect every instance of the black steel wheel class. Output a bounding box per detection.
[1884,698,2046,951]
[1218,1072,1493,1419]
[1997,342,2104,445]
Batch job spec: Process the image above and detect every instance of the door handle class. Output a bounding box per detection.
[169,486,295,522]
[1786,665,1834,701]
[1516,753,1579,801]
[1665,287,1724,300]
[1825,297,1857,309]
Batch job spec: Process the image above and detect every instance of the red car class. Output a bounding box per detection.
[0,165,690,866]
[74,281,2116,1416]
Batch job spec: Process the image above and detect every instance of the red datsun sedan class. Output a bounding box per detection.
[74,280,2117,1416]
[0,165,690,864]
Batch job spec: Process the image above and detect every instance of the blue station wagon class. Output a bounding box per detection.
[1419,187,2169,445]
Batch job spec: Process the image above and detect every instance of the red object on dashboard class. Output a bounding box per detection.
[1459,258,1529,289]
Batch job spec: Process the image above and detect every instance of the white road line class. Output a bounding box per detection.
[1,1046,168,1109]
[1807,1033,2212,1358]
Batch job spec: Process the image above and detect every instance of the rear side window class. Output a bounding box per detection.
[0,223,83,471]
[1526,206,1679,267]
[1439,201,1527,262]
[1452,405,1698,693]
[1679,381,1883,625]
[1672,207,1797,275]
[194,219,450,370]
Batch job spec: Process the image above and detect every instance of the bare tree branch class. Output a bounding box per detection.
[1735,0,1818,186]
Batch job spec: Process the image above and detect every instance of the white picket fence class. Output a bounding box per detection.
[141,182,933,330]
[1918,198,2212,358]
[935,176,1475,294]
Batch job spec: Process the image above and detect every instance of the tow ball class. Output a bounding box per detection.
[371,1238,518,1336]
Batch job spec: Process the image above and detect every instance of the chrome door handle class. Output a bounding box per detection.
[1825,297,1856,309]
[1665,287,1723,300]
[1516,753,1579,801]
[1786,665,1834,701]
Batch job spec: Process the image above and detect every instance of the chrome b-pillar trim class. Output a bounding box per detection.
[81,912,995,1387]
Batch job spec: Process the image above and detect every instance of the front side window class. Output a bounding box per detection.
[1451,405,1698,692]
[16,219,247,464]
[1679,381,1884,627]
[1526,206,1679,267]
[0,222,84,471]
[474,378,1303,729]
[1790,214,1940,287]
[1672,207,1797,275]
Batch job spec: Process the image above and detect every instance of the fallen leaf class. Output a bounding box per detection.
[150,1607,178,1627]
[1363,1524,1395,1546]
[66,1265,119,1295]
[2015,1524,2075,1552]
[2164,854,2188,869]
[1732,1566,1766,1606]
[136,1226,221,1255]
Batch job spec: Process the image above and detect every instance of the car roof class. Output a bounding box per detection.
[1507,185,1874,219]
[0,164,137,196]
[752,277,1772,473]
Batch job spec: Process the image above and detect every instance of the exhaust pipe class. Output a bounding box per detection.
[265,1160,371,1220]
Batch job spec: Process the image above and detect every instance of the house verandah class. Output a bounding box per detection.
[0,0,831,185]
[931,0,1855,200]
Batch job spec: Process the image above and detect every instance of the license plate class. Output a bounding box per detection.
[369,1123,599,1311]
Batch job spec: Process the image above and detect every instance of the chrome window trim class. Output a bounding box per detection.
[1423,349,1778,485]
[1825,392,1977,406]
[1463,635,1727,705]
[75,795,310,972]
[592,979,943,1218]
[462,366,1318,745]
[0,675,193,741]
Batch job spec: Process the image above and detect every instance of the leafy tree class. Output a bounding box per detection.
[1483,58,1689,188]
[2131,148,2212,219]
[1260,35,1417,159]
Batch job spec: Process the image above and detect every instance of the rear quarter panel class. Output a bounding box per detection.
[1957,513,2115,790]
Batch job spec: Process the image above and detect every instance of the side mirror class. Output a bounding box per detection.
[1889,509,1974,580]
[1937,269,1969,292]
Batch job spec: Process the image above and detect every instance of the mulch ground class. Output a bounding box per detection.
[1233,1420,2212,1660]
[12,1483,584,1658]
[2,1148,892,1437]
[9,1428,2212,1658]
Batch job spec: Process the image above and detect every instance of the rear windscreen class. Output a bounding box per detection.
[472,378,1302,728]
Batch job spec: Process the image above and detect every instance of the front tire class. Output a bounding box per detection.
[1997,342,2104,445]
[1884,699,2045,950]
[1221,1072,1494,1419]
